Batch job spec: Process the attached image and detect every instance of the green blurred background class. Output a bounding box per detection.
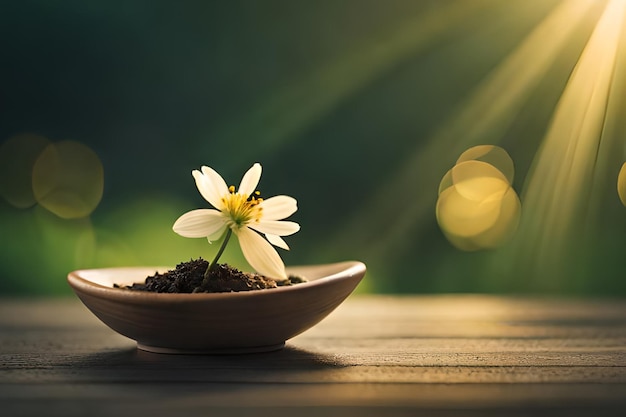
[1,0,625,295]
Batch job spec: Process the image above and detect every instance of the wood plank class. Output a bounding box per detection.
[2,382,626,406]
[2,383,626,417]
[2,364,626,384]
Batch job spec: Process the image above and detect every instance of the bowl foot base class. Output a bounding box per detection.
[137,342,286,354]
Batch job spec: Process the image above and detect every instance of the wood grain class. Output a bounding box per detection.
[1,295,625,416]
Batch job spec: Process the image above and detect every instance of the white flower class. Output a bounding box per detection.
[172,163,299,279]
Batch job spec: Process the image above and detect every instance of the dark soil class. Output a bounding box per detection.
[115,258,307,293]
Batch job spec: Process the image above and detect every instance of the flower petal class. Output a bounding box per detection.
[236,227,287,279]
[249,219,300,236]
[266,234,290,250]
[172,209,226,238]
[238,163,262,196]
[258,195,297,220]
[207,223,227,243]
[194,166,229,209]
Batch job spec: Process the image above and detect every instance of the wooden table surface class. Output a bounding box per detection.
[1,295,625,416]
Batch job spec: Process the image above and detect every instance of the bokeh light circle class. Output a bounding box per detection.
[32,140,104,219]
[468,187,521,249]
[618,162,626,207]
[456,145,515,184]
[0,133,51,208]
[451,160,510,201]
[438,169,453,196]
[436,145,520,251]
[436,183,505,238]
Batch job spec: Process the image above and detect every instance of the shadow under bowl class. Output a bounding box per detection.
[67,261,366,354]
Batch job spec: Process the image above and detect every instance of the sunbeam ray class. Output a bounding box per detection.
[506,0,626,290]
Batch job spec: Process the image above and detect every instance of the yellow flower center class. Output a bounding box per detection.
[221,186,263,229]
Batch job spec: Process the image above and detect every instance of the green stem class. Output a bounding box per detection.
[205,229,232,279]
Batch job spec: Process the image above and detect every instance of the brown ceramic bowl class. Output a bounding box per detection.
[67,261,365,354]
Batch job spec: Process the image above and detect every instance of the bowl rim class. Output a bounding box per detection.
[67,260,366,303]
